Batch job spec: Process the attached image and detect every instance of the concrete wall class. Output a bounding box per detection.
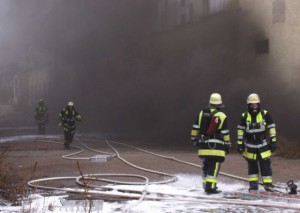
[237,0,300,90]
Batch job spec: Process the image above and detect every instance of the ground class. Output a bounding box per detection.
[0,107,299,188]
[1,131,300,192]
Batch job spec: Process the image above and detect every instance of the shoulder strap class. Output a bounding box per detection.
[260,109,266,119]
[242,111,247,119]
[210,108,219,115]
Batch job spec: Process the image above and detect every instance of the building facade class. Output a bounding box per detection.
[237,0,300,91]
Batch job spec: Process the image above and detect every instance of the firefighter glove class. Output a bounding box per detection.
[269,142,277,152]
[237,144,243,155]
[76,115,82,121]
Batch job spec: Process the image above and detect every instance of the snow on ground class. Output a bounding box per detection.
[0,174,300,213]
[1,135,300,212]
[0,134,61,143]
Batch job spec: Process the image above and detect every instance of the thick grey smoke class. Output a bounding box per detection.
[0,1,298,147]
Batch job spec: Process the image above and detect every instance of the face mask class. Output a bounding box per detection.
[248,103,260,114]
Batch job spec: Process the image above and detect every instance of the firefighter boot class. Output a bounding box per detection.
[205,183,221,195]
[205,188,222,195]
[249,181,259,191]
[264,183,275,192]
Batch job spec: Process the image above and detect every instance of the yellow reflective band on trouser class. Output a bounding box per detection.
[260,150,272,159]
[191,129,199,137]
[198,149,225,157]
[243,152,257,160]
[214,162,220,177]
[206,176,218,184]
[248,174,259,182]
[244,150,271,160]
[262,176,272,183]
[208,164,219,188]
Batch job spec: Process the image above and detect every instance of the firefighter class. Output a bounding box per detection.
[237,93,277,192]
[59,101,81,149]
[34,99,48,134]
[191,93,231,194]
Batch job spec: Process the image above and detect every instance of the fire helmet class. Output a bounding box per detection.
[247,93,260,104]
[67,101,74,107]
[209,93,222,105]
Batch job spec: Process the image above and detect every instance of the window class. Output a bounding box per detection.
[256,39,269,54]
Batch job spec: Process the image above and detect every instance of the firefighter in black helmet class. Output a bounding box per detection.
[190,93,231,194]
[59,101,81,149]
[237,93,277,192]
[34,99,48,134]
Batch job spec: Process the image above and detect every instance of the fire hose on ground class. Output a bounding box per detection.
[25,136,300,211]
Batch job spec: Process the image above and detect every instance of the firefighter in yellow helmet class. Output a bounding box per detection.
[237,93,277,192]
[190,93,231,194]
[59,101,82,149]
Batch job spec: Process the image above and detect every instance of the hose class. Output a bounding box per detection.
[27,135,300,211]
[27,177,300,211]
[28,174,149,213]
[33,136,177,212]
[91,138,296,192]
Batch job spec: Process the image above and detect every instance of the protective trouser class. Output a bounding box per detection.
[64,131,75,149]
[38,123,45,134]
[201,158,220,191]
[247,155,272,184]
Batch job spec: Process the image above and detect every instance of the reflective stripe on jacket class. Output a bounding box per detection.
[191,108,231,160]
[237,110,276,160]
[59,108,80,131]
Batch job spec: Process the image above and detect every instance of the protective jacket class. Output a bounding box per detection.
[191,107,231,162]
[35,105,48,123]
[59,108,81,133]
[237,109,276,160]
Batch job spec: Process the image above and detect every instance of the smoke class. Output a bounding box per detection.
[0,1,299,146]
